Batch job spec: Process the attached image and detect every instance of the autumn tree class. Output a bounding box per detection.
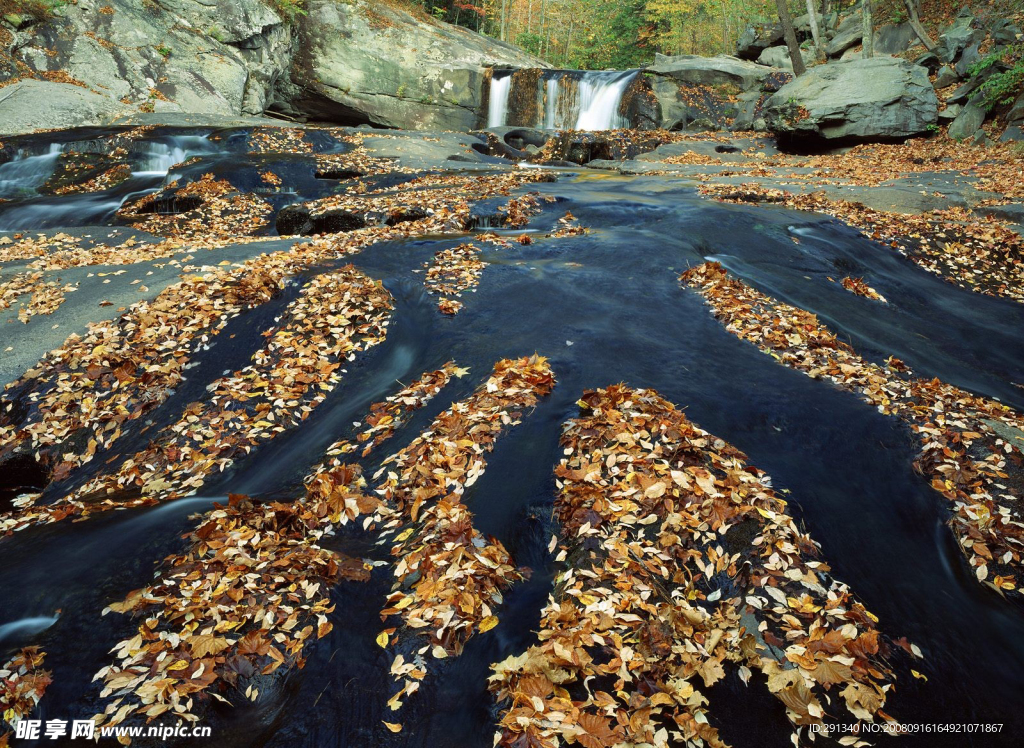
[861,0,874,58]
[775,0,806,74]
[805,0,825,59]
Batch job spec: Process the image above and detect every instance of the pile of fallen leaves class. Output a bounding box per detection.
[699,183,1024,303]
[95,486,369,729]
[61,266,392,507]
[421,243,485,315]
[491,385,903,748]
[0,262,283,490]
[1,647,51,746]
[373,355,556,712]
[1,168,556,540]
[119,174,273,240]
[682,262,1024,594]
[94,359,480,730]
[840,276,887,303]
[248,128,312,154]
[0,271,77,323]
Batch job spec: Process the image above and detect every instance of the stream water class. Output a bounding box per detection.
[1,134,1023,747]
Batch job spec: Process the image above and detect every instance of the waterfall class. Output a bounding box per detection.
[131,135,213,176]
[0,144,63,199]
[544,77,559,130]
[487,69,639,131]
[487,72,514,128]
[573,70,637,130]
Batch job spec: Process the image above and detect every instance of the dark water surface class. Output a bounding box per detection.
[2,151,1024,748]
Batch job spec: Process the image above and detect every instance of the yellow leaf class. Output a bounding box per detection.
[383,722,403,733]
[166,660,189,671]
[478,615,499,633]
[376,631,389,648]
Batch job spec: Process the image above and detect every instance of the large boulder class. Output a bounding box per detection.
[825,24,862,58]
[874,23,918,55]
[279,0,546,129]
[936,10,977,64]
[0,0,547,133]
[736,24,784,61]
[0,79,127,134]
[647,54,782,131]
[947,102,987,140]
[757,45,815,72]
[648,54,775,91]
[764,57,938,144]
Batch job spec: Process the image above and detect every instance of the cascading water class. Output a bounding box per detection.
[0,144,63,200]
[487,69,639,131]
[572,70,637,130]
[0,134,214,230]
[487,72,514,128]
[131,135,213,176]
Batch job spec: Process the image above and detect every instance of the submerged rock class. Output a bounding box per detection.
[764,57,938,145]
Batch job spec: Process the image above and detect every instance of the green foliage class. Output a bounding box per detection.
[268,0,306,22]
[972,44,1024,112]
[0,0,66,21]
[515,31,544,57]
[155,44,172,58]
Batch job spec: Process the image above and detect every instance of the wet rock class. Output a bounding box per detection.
[275,204,367,236]
[947,103,987,141]
[764,58,938,145]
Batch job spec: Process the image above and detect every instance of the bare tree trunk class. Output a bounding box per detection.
[500,0,509,42]
[805,0,825,59]
[775,0,807,75]
[862,0,874,58]
[903,0,937,51]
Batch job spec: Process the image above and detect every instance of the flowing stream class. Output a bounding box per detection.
[1,131,1023,747]
[0,133,215,230]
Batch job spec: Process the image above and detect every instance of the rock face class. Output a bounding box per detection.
[0,0,544,135]
[764,57,938,144]
[648,54,775,90]
[0,79,127,134]
[278,0,545,129]
[0,0,292,134]
[646,54,785,132]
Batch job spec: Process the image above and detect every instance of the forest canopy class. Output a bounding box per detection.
[399,0,1024,69]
